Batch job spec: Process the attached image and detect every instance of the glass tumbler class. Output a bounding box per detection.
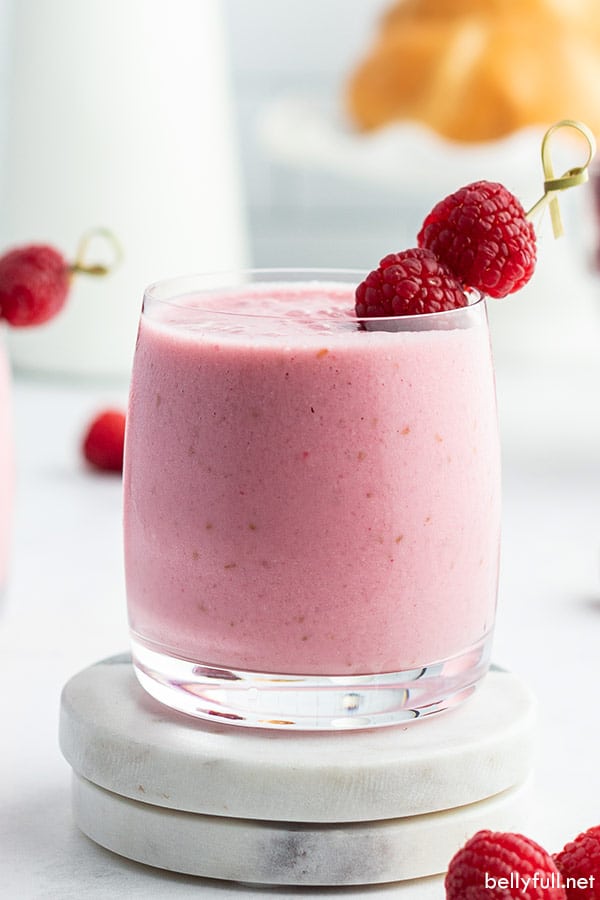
[124,270,501,729]
[0,328,13,602]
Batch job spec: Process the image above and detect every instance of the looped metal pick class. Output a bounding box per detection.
[526,119,597,238]
[70,227,123,277]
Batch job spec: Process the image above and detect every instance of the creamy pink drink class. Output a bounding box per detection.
[0,333,13,595]
[124,270,500,727]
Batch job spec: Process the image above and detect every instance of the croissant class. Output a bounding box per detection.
[347,0,600,142]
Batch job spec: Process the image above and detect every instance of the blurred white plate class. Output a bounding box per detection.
[259,95,547,203]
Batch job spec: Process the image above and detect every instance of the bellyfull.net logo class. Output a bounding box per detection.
[485,871,595,891]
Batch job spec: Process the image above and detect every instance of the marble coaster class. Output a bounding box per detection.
[60,655,536,823]
[72,772,532,886]
[60,655,537,885]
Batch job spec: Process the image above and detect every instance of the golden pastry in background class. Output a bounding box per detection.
[347,0,600,142]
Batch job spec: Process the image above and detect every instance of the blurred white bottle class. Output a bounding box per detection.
[0,0,248,379]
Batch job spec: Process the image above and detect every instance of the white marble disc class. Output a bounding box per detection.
[73,772,532,886]
[60,655,536,824]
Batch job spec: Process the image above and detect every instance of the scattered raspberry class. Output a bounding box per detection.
[445,830,566,899]
[418,180,537,298]
[355,248,468,317]
[554,825,600,898]
[82,410,126,473]
[0,245,70,326]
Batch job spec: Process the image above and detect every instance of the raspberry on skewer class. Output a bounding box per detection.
[417,180,537,299]
[355,119,596,318]
[0,227,122,327]
[0,245,70,326]
[354,248,467,317]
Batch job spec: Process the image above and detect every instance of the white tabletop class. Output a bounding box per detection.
[2,355,600,898]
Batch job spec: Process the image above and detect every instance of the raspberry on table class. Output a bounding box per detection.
[82,410,126,474]
[0,244,70,326]
[418,180,537,298]
[354,247,468,318]
[554,824,600,899]
[445,829,567,899]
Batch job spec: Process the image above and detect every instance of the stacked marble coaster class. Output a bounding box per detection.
[59,655,536,887]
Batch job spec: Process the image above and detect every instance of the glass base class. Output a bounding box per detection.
[131,632,493,731]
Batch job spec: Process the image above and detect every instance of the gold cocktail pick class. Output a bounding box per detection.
[526,119,597,237]
[70,227,123,277]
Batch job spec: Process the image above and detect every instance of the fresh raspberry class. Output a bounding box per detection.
[445,830,566,899]
[355,248,468,318]
[418,180,537,298]
[0,244,70,326]
[554,825,600,898]
[82,410,126,473]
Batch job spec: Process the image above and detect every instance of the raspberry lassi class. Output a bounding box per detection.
[124,270,500,728]
[0,333,13,597]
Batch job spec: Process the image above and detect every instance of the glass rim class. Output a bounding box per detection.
[142,267,485,325]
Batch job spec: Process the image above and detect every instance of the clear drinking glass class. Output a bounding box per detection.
[0,329,13,602]
[124,270,500,729]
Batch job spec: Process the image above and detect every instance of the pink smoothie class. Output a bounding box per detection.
[124,282,500,676]
[0,333,13,594]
